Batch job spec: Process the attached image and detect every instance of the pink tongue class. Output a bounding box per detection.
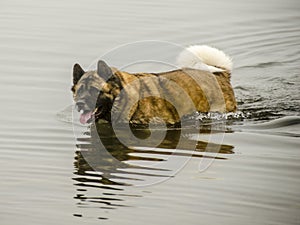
[80,111,93,124]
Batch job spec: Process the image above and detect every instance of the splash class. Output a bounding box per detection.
[194,111,251,122]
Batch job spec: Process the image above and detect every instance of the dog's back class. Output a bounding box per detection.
[72,45,237,125]
[113,67,236,124]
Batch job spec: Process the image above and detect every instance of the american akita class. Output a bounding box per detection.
[71,45,236,125]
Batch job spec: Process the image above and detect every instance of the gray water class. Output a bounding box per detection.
[1,0,300,224]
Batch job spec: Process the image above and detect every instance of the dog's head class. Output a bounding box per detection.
[71,60,121,124]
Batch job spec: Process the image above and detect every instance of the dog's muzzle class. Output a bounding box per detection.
[76,101,86,112]
[75,100,95,124]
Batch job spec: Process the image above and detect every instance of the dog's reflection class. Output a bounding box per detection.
[73,123,234,218]
[74,122,234,187]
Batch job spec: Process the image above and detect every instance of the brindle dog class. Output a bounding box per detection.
[72,46,236,125]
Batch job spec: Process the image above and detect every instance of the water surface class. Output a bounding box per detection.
[0,0,299,224]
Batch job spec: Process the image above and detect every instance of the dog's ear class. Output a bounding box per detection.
[73,63,85,85]
[97,60,113,80]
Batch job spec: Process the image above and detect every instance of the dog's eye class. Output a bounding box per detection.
[77,86,84,95]
[89,86,100,96]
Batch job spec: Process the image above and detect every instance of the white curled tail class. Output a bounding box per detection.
[177,45,233,73]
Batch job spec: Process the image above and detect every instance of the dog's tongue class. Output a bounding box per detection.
[80,111,93,124]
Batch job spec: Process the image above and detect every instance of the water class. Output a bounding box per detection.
[0,0,300,224]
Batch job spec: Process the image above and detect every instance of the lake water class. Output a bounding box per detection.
[0,0,300,224]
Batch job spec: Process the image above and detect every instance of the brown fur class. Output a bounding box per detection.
[72,60,236,125]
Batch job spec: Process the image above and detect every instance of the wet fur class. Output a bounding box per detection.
[72,60,237,125]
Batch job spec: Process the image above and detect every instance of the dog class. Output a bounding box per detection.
[71,45,236,125]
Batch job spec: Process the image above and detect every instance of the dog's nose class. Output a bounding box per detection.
[76,101,85,111]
